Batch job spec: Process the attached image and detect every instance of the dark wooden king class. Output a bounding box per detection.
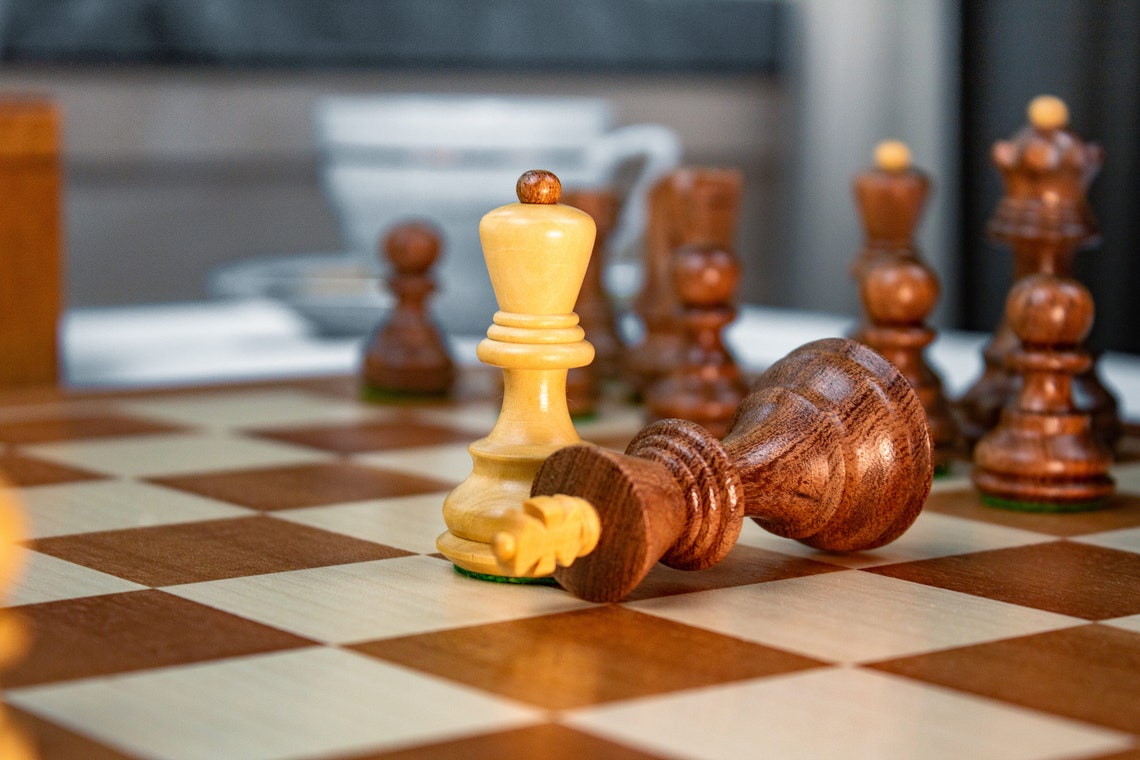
[529,338,933,602]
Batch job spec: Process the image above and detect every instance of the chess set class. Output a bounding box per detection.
[0,97,1137,759]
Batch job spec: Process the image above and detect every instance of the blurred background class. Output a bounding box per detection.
[0,0,1137,363]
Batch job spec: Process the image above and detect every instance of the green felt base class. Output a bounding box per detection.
[453,565,559,585]
[980,493,1109,513]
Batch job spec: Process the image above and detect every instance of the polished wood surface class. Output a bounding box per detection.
[646,168,746,437]
[850,139,931,282]
[0,370,1137,758]
[957,95,1120,448]
[0,98,62,388]
[851,141,958,465]
[973,273,1114,509]
[361,221,455,397]
[527,338,932,602]
[860,256,960,469]
[437,170,598,578]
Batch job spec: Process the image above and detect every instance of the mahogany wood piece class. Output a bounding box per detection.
[361,221,455,397]
[850,139,931,284]
[646,169,747,437]
[623,173,685,394]
[972,273,1114,510]
[531,337,933,602]
[860,256,960,470]
[849,141,958,466]
[0,97,62,388]
[957,96,1120,448]
[563,189,620,417]
[437,170,598,578]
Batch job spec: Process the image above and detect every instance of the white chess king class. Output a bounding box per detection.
[436,170,601,580]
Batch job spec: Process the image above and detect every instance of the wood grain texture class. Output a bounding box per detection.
[0,97,62,388]
[850,140,931,281]
[533,337,933,602]
[646,168,747,437]
[972,273,1114,508]
[957,96,1120,448]
[437,170,598,577]
[849,142,959,469]
[860,256,961,468]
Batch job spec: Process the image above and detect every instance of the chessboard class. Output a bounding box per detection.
[0,370,1137,760]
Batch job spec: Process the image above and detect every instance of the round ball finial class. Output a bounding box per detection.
[874,140,912,172]
[1028,95,1070,131]
[516,170,562,205]
[1008,273,1093,346]
[861,258,938,325]
[384,221,441,274]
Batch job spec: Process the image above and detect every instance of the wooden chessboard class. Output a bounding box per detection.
[0,371,1137,760]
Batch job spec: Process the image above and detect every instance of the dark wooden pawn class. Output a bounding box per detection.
[645,170,747,437]
[361,221,455,397]
[973,273,1114,510]
[850,140,931,286]
[563,189,620,417]
[860,257,960,472]
[532,338,933,603]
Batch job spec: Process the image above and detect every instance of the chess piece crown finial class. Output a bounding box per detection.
[988,95,1102,245]
[516,169,561,204]
[874,139,912,173]
[854,140,930,251]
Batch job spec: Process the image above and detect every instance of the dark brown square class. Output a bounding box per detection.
[149,461,454,511]
[248,419,474,454]
[340,723,669,760]
[0,413,184,444]
[5,589,317,687]
[31,515,412,585]
[925,488,1140,537]
[867,541,1140,620]
[352,605,825,710]
[0,451,105,486]
[625,543,844,601]
[869,624,1140,734]
[9,705,137,760]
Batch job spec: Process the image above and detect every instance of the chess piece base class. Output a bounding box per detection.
[451,563,558,585]
[972,413,1114,510]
